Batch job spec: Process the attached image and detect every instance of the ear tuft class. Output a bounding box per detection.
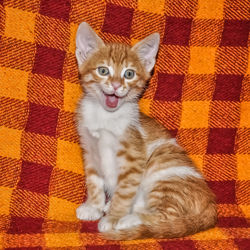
[75,22,104,67]
[132,33,160,72]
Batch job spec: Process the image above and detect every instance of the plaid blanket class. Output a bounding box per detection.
[0,0,249,249]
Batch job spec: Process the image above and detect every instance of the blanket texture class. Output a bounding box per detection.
[0,0,249,249]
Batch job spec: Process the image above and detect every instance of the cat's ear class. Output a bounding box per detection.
[132,33,160,72]
[75,22,104,67]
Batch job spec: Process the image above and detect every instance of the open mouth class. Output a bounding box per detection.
[103,92,119,108]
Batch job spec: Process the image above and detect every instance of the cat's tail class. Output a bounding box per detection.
[101,203,217,240]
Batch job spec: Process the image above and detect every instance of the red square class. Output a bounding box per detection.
[234,239,250,250]
[8,216,44,234]
[207,128,237,154]
[213,75,243,101]
[163,16,192,46]
[207,181,236,204]
[32,45,66,79]
[154,73,184,101]
[218,217,249,228]
[39,0,70,21]
[18,161,53,194]
[25,102,59,137]
[220,20,249,47]
[102,3,133,37]
[80,221,98,233]
[86,246,120,250]
[159,240,196,249]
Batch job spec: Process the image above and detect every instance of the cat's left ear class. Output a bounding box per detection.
[75,22,105,67]
[132,33,160,72]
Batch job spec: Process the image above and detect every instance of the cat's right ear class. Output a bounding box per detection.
[75,22,104,67]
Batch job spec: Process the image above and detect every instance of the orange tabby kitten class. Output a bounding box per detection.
[75,22,217,240]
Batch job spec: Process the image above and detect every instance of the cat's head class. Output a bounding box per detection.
[76,22,160,112]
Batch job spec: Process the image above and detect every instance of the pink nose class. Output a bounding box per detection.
[112,82,121,90]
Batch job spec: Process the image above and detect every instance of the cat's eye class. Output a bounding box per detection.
[97,67,109,76]
[124,69,135,79]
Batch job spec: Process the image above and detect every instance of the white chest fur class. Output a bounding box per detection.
[77,98,139,194]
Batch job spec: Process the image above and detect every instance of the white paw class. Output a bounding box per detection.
[76,203,103,221]
[103,201,111,213]
[98,216,113,232]
[115,214,142,230]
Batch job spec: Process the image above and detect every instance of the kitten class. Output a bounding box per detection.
[75,22,217,240]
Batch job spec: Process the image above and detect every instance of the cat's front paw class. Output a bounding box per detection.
[115,214,142,230]
[98,215,117,232]
[76,203,103,221]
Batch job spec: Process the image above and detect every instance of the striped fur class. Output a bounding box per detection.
[75,23,217,240]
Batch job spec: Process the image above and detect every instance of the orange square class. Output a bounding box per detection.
[132,10,165,40]
[64,81,82,112]
[28,74,64,109]
[57,139,84,175]
[35,15,70,51]
[139,98,152,116]
[5,7,35,42]
[189,154,203,171]
[209,101,241,128]
[178,128,209,154]
[165,0,198,18]
[45,233,81,247]
[0,67,28,100]
[180,101,210,128]
[138,0,165,14]
[10,189,49,217]
[48,196,78,222]
[21,132,57,166]
[157,45,190,74]
[69,23,78,53]
[239,205,250,218]
[0,127,22,159]
[190,19,223,47]
[196,0,224,19]
[0,187,13,215]
[192,227,228,240]
[182,74,215,101]
[237,155,250,180]
[189,47,216,74]
[216,47,248,74]
[240,102,250,128]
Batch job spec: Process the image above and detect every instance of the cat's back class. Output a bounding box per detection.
[139,112,173,143]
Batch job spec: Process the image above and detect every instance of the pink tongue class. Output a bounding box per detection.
[106,95,119,108]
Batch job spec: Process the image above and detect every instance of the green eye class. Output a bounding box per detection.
[97,67,109,76]
[124,69,135,79]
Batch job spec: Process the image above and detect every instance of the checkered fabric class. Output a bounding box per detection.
[0,0,249,249]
